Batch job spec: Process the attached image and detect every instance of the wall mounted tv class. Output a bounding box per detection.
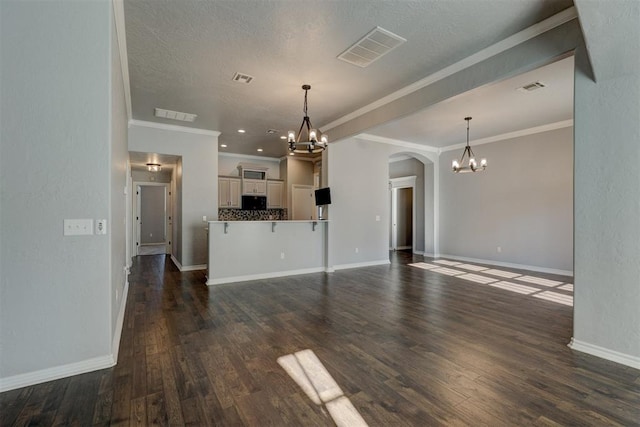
[315,187,331,206]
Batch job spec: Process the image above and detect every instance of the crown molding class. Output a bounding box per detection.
[129,119,221,136]
[112,0,132,122]
[219,152,282,162]
[322,7,578,133]
[356,133,439,153]
[439,119,573,153]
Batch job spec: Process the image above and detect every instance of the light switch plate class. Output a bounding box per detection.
[64,219,93,236]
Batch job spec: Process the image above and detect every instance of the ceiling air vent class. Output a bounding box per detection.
[154,108,197,122]
[232,72,254,84]
[517,81,546,92]
[338,26,407,68]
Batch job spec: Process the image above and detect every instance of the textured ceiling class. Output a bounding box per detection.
[124,0,574,158]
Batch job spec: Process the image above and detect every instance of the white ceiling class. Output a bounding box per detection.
[123,0,574,159]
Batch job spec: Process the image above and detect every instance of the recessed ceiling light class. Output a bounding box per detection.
[280,136,287,140]
[220,144,227,148]
[237,129,246,133]
[257,148,263,152]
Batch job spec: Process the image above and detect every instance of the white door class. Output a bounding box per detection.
[292,185,315,220]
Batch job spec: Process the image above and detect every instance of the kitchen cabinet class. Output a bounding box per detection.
[219,177,241,208]
[267,180,284,208]
[243,179,267,195]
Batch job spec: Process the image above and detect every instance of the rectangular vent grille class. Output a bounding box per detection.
[154,108,197,122]
[518,81,546,92]
[338,26,406,68]
[232,72,254,84]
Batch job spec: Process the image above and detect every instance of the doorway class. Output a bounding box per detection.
[389,175,417,252]
[133,182,171,256]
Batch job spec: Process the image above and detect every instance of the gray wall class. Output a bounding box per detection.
[572,0,640,361]
[218,154,280,179]
[1,0,115,380]
[110,4,129,343]
[128,124,217,267]
[140,186,166,244]
[389,157,427,252]
[439,127,574,272]
[131,169,172,183]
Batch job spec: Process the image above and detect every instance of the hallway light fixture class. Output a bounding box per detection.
[452,117,487,173]
[147,163,161,172]
[288,85,328,154]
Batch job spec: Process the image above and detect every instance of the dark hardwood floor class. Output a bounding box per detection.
[2,252,639,426]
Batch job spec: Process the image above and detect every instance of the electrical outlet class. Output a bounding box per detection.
[202,215,207,222]
[375,215,380,222]
[355,247,359,253]
[497,246,502,253]
[280,252,285,259]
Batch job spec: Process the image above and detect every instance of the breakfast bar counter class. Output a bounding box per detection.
[206,220,329,285]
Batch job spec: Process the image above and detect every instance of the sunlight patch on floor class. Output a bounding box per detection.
[433,260,462,266]
[408,262,438,270]
[515,275,563,287]
[410,260,573,307]
[431,267,465,276]
[488,281,540,295]
[277,349,368,427]
[533,291,573,306]
[458,273,498,284]
[482,269,522,279]
[456,263,489,271]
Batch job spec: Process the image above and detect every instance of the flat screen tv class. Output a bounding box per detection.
[315,187,331,206]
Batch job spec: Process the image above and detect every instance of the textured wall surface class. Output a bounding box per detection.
[573,0,640,361]
[1,0,112,379]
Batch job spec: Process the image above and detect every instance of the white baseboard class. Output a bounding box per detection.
[0,355,115,393]
[436,253,573,277]
[111,278,129,365]
[397,246,412,250]
[170,255,206,272]
[332,259,391,271]
[568,338,640,370]
[181,264,207,272]
[413,250,425,255]
[207,266,326,285]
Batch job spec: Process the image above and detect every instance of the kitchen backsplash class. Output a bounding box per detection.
[218,209,287,221]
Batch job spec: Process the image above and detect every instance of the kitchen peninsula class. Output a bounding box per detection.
[208,160,329,285]
[206,219,328,285]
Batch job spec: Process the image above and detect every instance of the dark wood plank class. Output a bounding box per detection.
[1,252,639,426]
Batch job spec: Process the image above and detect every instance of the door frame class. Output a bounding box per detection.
[389,176,416,251]
[132,181,171,256]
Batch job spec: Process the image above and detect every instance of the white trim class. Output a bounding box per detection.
[0,355,115,393]
[389,154,412,163]
[112,0,132,122]
[111,277,129,364]
[396,246,412,250]
[219,152,282,162]
[413,250,425,256]
[389,176,417,188]
[332,259,391,271]
[568,338,640,370]
[171,254,183,270]
[129,119,221,136]
[322,7,577,132]
[439,120,574,152]
[207,267,326,285]
[357,133,439,153]
[435,254,573,277]
[181,264,207,272]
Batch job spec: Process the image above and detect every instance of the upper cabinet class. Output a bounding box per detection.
[239,163,268,196]
[267,180,284,209]
[219,177,241,208]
